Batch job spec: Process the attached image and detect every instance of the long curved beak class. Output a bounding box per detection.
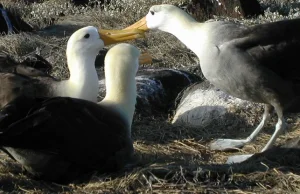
[124,16,149,31]
[139,52,152,64]
[99,28,146,46]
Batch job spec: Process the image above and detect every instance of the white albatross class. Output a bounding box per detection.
[125,4,300,163]
[0,43,141,183]
[0,26,145,107]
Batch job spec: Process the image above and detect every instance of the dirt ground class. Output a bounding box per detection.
[1,0,300,193]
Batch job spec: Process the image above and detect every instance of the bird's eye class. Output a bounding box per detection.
[84,33,90,39]
[150,11,155,15]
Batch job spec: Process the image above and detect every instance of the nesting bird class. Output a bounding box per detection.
[126,4,300,163]
[0,43,140,183]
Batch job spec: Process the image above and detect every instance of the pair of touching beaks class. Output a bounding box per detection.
[100,17,149,64]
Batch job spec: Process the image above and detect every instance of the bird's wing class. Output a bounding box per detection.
[210,40,297,104]
[0,73,37,108]
[0,97,133,168]
[0,53,52,77]
[230,18,300,82]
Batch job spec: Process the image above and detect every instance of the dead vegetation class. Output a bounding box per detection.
[1,0,300,193]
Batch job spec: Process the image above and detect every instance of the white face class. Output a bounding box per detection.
[145,5,176,32]
[105,43,140,77]
[145,5,165,30]
[67,26,104,55]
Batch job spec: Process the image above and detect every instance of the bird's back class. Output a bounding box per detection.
[0,53,57,108]
[0,73,58,108]
[0,96,134,182]
[205,18,300,82]
[200,19,300,104]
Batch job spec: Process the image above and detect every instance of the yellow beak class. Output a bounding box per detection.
[99,28,146,46]
[123,16,149,31]
[139,52,152,64]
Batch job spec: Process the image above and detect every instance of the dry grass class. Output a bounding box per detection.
[1,113,300,193]
[1,0,300,193]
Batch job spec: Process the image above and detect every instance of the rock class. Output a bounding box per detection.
[180,0,263,22]
[238,0,264,17]
[39,24,83,37]
[171,81,263,128]
[98,68,201,116]
[135,69,201,115]
[39,15,99,38]
[71,0,90,6]
[172,80,300,128]
[95,48,108,68]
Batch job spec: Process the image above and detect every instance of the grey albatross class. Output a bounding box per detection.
[0,43,141,183]
[126,4,300,163]
[0,25,145,108]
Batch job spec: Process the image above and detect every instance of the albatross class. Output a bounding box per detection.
[126,4,300,163]
[0,43,142,183]
[0,25,145,107]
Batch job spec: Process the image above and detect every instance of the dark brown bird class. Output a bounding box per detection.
[0,43,140,183]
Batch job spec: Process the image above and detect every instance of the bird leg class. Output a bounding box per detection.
[210,104,272,151]
[261,104,286,152]
[226,103,286,163]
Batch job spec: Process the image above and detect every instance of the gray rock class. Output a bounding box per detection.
[172,81,263,128]
[98,68,201,116]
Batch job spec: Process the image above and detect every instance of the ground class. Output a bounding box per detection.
[1,0,300,193]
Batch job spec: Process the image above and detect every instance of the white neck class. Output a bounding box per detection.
[60,53,99,102]
[161,13,208,58]
[99,72,137,130]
